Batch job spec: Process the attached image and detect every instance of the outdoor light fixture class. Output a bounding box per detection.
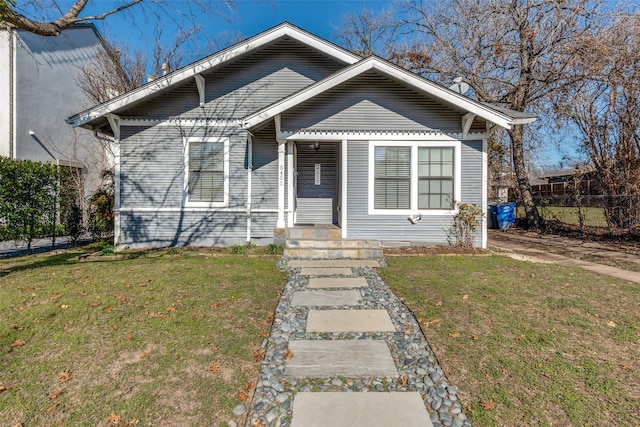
[314,141,320,151]
[408,213,422,224]
[28,130,35,136]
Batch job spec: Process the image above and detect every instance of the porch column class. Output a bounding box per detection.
[287,140,294,227]
[277,139,286,228]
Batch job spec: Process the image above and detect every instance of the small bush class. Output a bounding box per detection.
[228,245,247,255]
[264,243,284,255]
[450,202,484,247]
[64,204,84,243]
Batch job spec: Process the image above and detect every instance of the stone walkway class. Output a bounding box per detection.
[243,259,470,427]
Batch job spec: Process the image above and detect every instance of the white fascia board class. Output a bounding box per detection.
[244,57,517,130]
[67,23,360,129]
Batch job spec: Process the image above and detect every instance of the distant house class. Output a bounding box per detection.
[67,23,536,249]
[530,166,601,203]
[0,24,110,208]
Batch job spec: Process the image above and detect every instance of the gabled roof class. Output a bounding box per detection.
[243,56,536,131]
[66,22,361,129]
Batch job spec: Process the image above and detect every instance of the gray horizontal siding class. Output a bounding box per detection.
[250,212,278,238]
[346,140,485,246]
[283,71,470,133]
[121,211,246,248]
[120,125,248,209]
[251,125,278,210]
[120,37,346,120]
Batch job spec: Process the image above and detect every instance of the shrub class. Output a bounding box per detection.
[450,202,484,247]
[64,204,84,243]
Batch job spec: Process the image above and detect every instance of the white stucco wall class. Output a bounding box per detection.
[12,25,108,196]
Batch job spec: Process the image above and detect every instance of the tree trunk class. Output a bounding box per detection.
[509,124,540,229]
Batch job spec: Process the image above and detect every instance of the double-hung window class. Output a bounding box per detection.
[184,137,229,207]
[369,142,459,214]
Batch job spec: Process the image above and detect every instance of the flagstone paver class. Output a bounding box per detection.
[285,340,398,377]
[298,267,353,276]
[291,392,434,427]
[290,289,361,307]
[306,309,395,333]
[307,276,368,289]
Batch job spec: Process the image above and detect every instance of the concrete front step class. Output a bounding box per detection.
[286,239,381,249]
[284,247,384,260]
[291,392,434,427]
[285,226,343,241]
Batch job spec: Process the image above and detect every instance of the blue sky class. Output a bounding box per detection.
[89,1,389,63]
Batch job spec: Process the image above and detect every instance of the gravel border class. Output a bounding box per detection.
[241,260,471,427]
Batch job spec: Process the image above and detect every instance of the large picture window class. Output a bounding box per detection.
[369,142,459,214]
[184,137,229,207]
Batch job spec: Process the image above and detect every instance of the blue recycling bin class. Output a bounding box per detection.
[490,203,516,229]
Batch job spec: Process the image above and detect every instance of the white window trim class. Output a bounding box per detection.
[183,136,230,208]
[368,140,461,216]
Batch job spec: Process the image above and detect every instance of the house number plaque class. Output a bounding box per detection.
[314,164,321,185]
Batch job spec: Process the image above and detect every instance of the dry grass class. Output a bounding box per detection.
[382,255,640,426]
[0,244,286,426]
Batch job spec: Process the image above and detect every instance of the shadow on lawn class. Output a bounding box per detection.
[0,250,148,278]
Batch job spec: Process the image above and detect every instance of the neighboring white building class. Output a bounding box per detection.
[0,24,110,204]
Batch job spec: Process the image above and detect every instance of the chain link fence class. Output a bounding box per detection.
[515,195,640,235]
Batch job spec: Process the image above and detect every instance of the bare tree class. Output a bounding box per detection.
[377,0,611,228]
[560,14,640,230]
[76,39,146,105]
[1,0,235,37]
[334,7,396,57]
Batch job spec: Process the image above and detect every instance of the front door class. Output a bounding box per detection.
[295,141,339,224]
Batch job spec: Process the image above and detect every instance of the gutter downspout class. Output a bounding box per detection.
[9,27,15,158]
[246,133,253,243]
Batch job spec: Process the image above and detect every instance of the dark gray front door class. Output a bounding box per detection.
[295,142,338,224]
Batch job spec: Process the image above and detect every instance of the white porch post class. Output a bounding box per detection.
[341,139,348,238]
[287,140,294,227]
[277,139,286,228]
[481,138,488,248]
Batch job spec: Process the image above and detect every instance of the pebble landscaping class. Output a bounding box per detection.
[238,259,471,427]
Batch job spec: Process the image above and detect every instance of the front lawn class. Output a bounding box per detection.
[383,255,639,426]
[0,244,286,426]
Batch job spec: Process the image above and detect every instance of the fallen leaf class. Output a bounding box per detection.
[140,352,150,359]
[209,364,220,374]
[469,335,479,340]
[10,339,26,347]
[89,302,99,307]
[516,335,524,341]
[127,334,133,341]
[253,348,267,362]
[237,391,248,401]
[466,405,475,413]
[449,332,462,339]
[104,306,112,313]
[621,364,631,371]
[49,389,63,400]
[112,325,119,331]
[166,306,176,312]
[481,400,496,411]
[484,294,493,299]
[58,370,71,383]
[46,402,60,414]
[405,323,412,333]
[401,374,409,387]
[60,304,69,309]
[283,349,294,359]
[0,385,10,392]
[267,313,274,322]
[50,294,62,301]
[563,282,571,287]
[462,294,469,300]
[607,321,616,328]
[107,413,121,425]
[422,318,441,328]
[434,300,443,307]
[78,290,88,296]
[212,302,221,308]
[251,420,266,427]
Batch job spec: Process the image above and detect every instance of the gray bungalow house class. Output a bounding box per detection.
[67,23,535,250]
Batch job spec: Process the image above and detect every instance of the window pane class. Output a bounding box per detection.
[442,163,453,176]
[189,141,224,202]
[374,146,410,209]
